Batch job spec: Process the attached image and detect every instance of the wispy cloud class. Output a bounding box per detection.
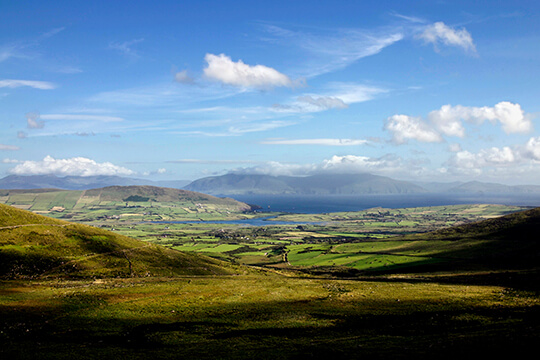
[273,82,387,113]
[261,24,403,77]
[26,112,45,129]
[0,144,20,151]
[174,70,195,84]
[261,138,368,146]
[418,22,476,54]
[228,120,296,134]
[40,27,66,39]
[0,79,56,89]
[109,38,144,58]
[167,159,257,164]
[40,114,124,122]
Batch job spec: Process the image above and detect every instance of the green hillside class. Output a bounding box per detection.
[0,203,240,278]
[0,185,254,222]
[376,207,540,273]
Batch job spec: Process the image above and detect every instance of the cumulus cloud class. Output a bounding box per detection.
[419,22,476,53]
[9,156,135,177]
[447,147,517,176]
[26,112,44,129]
[174,70,194,84]
[522,137,540,161]
[0,79,56,90]
[0,144,20,150]
[428,102,532,136]
[203,53,294,89]
[384,114,443,144]
[2,158,20,163]
[261,138,367,146]
[386,102,533,143]
[446,136,540,175]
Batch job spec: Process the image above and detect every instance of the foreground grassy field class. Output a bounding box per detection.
[2,272,539,359]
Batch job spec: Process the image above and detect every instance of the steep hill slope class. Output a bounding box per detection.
[390,207,540,272]
[0,203,239,278]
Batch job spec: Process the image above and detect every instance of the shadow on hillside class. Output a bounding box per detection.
[2,292,539,359]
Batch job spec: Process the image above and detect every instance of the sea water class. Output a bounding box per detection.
[230,193,540,214]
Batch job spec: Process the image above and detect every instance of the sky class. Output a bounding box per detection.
[1,0,540,184]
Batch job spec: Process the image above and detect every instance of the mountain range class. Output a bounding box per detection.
[2,173,540,196]
[0,174,190,190]
[184,173,427,195]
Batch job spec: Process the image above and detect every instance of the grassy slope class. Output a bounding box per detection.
[0,185,252,212]
[378,207,540,273]
[0,203,240,278]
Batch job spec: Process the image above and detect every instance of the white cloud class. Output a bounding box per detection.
[386,102,533,143]
[0,144,20,151]
[447,137,540,173]
[419,22,476,53]
[428,102,532,136]
[9,156,135,177]
[384,114,443,144]
[203,53,294,89]
[261,138,367,146]
[447,147,517,175]
[17,131,27,139]
[0,79,56,90]
[2,158,20,163]
[26,112,44,129]
[522,137,540,161]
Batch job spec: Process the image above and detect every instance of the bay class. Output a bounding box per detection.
[231,193,540,214]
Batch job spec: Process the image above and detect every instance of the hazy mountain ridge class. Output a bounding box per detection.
[3,174,540,196]
[447,181,540,193]
[184,173,428,195]
[0,175,190,190]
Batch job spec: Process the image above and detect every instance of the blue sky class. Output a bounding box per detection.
[1,0,540,184]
